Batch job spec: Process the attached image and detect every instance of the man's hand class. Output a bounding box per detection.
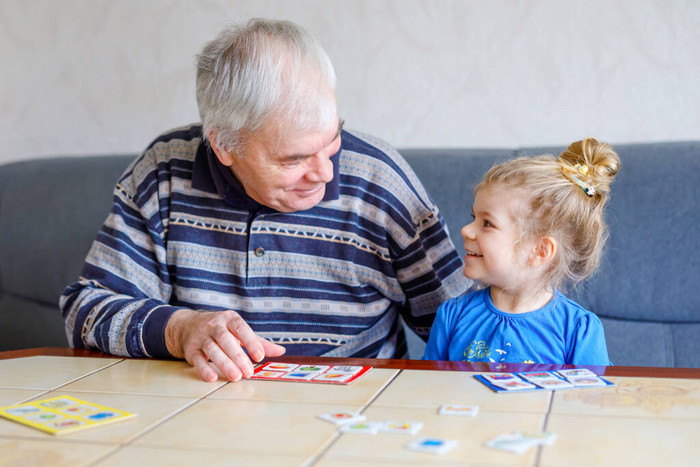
[165,309,286,382]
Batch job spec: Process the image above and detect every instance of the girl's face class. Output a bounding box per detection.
[460,184,531,291]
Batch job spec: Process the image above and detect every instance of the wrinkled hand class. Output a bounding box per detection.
[165,309,286,382]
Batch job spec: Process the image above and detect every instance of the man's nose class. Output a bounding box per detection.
[309,154,334,183]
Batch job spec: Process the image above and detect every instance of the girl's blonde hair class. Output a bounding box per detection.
[477,138,621,292]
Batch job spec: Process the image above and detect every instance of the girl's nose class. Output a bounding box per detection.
[461,222,475,240]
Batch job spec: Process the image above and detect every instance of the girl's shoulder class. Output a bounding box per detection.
[553,292,604,326]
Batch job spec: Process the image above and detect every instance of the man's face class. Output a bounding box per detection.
[214,114,343,213]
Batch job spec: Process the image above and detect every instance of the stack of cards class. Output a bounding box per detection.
[475,369,613,393]
[250,362,371,385]
[0,396,136,435]
[485,430,556,454]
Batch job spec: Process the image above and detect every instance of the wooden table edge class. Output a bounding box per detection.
[2,347,699,379]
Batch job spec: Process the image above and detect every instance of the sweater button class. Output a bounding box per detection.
[254,247,265,257]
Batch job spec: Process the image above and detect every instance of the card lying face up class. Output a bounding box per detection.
[0,395,136,435]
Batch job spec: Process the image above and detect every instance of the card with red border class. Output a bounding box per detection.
[250,362,371,385]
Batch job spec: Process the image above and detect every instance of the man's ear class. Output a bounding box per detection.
[208,131,235,167]
[530,236,557,267]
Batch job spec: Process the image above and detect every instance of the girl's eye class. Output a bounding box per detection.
[483,220,493,228]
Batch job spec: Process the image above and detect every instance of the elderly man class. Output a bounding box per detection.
[61,18,468,382]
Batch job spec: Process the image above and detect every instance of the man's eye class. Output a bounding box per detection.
[282,157,305,167]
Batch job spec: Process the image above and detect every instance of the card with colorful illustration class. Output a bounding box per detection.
[519,371,562,383]
[406,437,458,454]
[0,395,136,436]
[475,369,614,393]
[338,421,382,434]
[380,420,423,435]
[556,368,597,379]
[492,379,537,391]
[251,362,371,385]
[317,411,366,425]
[438,404,479,417]
[482,373,520,383]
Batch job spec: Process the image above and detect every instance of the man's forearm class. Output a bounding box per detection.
[60,281,182,358]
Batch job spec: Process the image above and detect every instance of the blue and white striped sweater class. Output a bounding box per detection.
[60,124,468,359]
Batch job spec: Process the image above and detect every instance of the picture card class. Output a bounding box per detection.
[556,368,597,379]
[406,437,458,454]
[485,430,557,454]
[260,362,299,372]
[492,379,537,391]
[380,420,423,435]
[438,404,479,417]
[518,430,557,446]
[317,411,366,426]
[338,421,382,434]
[0,395,136,436]
[519,371,562,383]
[484,432,539,454]
[532,378,574,390]
[251,362,371,385]
[482,373,520,383]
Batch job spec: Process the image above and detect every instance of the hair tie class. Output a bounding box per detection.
[562,163,596,197]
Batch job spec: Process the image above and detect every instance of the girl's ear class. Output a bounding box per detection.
[530,236,557,267]
[208,131,235,167]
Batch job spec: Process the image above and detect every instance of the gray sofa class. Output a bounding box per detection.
[1,141,699,367]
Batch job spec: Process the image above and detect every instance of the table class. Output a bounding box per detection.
[1,348,699,466]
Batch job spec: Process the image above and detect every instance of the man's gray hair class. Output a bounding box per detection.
[196,18,337,153]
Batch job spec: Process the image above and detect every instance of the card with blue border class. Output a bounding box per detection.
[475,369,614,393]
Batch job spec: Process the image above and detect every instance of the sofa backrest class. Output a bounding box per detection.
[403,142,700,368]
[0,155,134,350]
[1,142,698,367]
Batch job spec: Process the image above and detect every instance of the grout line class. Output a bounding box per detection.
[12,359,126,398]
[303,368,404,467]
[85,383,227,466]
[84,444,123,467]
[534,389,555,466]
[119,383,227,445]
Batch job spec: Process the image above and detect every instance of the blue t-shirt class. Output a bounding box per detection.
[423,288,610,366]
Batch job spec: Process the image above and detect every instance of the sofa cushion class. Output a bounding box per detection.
[0,155,133,319]
[0,295,67,349]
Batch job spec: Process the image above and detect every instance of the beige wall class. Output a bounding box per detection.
[1,0,699,165]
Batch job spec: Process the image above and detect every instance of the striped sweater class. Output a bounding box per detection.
[60,124,468,359]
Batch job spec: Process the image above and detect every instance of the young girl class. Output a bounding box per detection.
[424,138,620,366]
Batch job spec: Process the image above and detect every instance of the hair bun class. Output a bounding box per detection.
[559,137,621,195]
